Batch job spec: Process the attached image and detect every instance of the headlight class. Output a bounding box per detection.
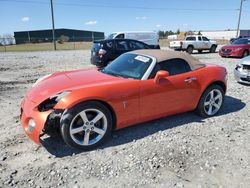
[236,64,242,70]
[234,48,242,51]
[38,91,71,112]
[32,74,52,87]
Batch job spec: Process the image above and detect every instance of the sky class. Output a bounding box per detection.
[0,0,250,36]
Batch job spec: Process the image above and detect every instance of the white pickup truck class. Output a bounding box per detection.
[169,35,217,54]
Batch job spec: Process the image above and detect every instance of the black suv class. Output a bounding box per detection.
[90,39,154,67]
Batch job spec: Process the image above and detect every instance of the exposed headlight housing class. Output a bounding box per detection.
[38,91,71,112]
[49,91,71,102]
[32,74,52,87]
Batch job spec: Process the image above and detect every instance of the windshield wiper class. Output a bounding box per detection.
[108,72,124,78]
[101,69,130,78]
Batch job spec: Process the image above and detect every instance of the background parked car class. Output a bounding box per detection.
[169,35,218,54]
[234,55,250,84]
[107,31,160,49]
[90,39,152,68]
[219,38,250,58]
[230,36,242,44]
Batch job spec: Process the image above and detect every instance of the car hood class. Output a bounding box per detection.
[26,69,123,103]
[240,56,250,65]
[221,44,246,49]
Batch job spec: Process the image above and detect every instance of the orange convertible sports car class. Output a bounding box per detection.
[20,50,227,150]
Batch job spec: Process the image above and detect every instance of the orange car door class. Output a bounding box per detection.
[139,59,201,121]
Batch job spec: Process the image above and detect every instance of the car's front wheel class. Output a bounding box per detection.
[195,85,225,118]
[60,101,113,150]
[242,50,249,58]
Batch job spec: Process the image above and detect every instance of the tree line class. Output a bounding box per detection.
[158,29,180,38]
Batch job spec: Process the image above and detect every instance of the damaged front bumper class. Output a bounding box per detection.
[234,67,250,84]
[20,97,63,144]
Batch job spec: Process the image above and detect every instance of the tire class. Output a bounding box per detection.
[60,101,113,150]
[97,66,104,70]
[195,85,225,118]
[210,45,217,53]
[198,50,203,53]
[242,50,249,58]
[155,45,160,49]
[186,46,193,54]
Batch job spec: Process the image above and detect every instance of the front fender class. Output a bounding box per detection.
[54,89,113,110]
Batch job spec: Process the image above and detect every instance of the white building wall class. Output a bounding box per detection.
[167,34,178,39]
[199,30,237,40]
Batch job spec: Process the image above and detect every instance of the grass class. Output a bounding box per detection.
[0,41,92,52]
[0,39,230,52]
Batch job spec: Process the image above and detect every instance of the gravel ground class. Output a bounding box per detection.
[0,49,249,188]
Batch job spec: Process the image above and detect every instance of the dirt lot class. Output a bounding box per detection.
[0,49,249,187]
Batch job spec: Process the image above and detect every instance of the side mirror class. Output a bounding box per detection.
[154,70,169,84]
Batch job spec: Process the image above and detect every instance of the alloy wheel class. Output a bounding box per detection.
[69,108,107,146]
[203,89,223,116]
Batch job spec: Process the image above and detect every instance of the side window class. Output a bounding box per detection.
[157,58,191,76]
[186,37,196,41]
[115,34,124,39]
[129,41,146,50]
[115,40,129,50]
[198,36,202,41]
[104,41,113,49]
[202,37,209,41]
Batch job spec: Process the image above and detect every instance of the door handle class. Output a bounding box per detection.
[184,77,197,82]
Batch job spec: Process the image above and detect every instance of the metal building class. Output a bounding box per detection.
[198,29,250,40]
[14,28,104,44]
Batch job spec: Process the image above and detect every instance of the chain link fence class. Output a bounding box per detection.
[0,37,230,52]
[0,36,104,52]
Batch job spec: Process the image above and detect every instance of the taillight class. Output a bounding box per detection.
[98,49,106,58]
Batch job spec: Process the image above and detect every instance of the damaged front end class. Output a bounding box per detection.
[20,91,70,144]
[42,109,63,135]
[38,91,71,135]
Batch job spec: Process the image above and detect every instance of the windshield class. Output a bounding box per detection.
[106,33,116,39]
[101,53,152,79]
[233,39,248,45]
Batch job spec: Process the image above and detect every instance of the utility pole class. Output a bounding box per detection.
[50,0,56,50]
[92,31,94,41]
[27,31,30,43]
[236,0,245,37]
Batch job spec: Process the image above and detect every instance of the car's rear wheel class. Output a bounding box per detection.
[195,85,225,118]
[60,101,113,150]
[210,45,217,53]
[242,50,249,58]
[186,46,193,54]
